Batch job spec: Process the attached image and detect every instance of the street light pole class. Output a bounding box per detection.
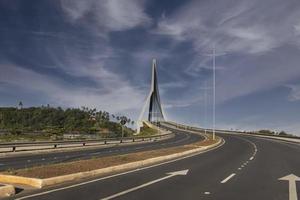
[204,81,207,136]
[212,47,216,141]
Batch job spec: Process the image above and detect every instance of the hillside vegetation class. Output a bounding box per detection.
[0,106,134,141]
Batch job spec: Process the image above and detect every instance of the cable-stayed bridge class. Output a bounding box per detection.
[137,59,165,133]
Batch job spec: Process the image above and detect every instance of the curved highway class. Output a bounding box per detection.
[11,124,300,200]
[0,126,203,171]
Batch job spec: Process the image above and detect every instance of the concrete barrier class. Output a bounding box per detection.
[0,184,15,198]
[0,138,222,189]
[243,133,300,143]
[0,174,42,188]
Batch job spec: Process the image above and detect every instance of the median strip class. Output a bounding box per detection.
[0,135,222,189]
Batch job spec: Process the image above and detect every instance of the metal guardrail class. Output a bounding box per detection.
[0,133,172,153]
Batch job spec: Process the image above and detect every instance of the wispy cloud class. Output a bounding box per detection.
[2,0,300,134]
[154,0,300,103]
[0,63,144,113]
[60,0,151,33]
[164,96,203,109]
[155,0,300,54]
[286,84,300,101]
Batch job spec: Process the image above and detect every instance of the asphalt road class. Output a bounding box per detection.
[0,126,203,171]
[11,126,300,200]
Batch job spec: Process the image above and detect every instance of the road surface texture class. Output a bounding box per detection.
[0,126,203,171]
[10,125,300,200]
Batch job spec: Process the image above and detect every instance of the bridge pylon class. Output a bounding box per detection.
[137,59,165,134]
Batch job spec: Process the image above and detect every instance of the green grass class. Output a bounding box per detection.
[138,127,158,136]
[0,134,53,142]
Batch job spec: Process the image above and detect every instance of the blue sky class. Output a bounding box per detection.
[1,0,300,135]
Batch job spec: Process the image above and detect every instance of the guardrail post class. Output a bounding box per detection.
[142,138,144,141]
[83,142,86,146]
[12,146,16,152]
[132,138,135,142]
[120,139,122,143]
[54,144,57,148]
[104,140,107,145]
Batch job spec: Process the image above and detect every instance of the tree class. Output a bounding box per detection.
[278,131,288,136]
[18,101,23,109]
[0,106,134,138]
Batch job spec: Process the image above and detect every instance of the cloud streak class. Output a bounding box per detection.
[0,63,144,113]
[60,0,151,33]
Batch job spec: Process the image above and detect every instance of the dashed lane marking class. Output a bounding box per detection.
[221,173,236,183]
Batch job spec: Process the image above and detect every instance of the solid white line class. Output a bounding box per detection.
[15,139,225,200]
[221,173,236,183]
[101,175,174,199]
[101,170,188,200]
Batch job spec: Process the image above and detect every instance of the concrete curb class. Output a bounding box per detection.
[0,174,42,188]
[0,184,15,198]
[0,138,222,189]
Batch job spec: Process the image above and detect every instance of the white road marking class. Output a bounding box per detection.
[204,192,210,195]
[238,168,242,170]
[279,174,300,200]
[100,169,189,200]
[221,173,236,183]
[249,157,254,160]
[15,139,225,200]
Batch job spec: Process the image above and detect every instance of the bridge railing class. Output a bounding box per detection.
[163,121,300,141]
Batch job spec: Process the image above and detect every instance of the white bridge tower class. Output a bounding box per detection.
[137,59,165,133]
